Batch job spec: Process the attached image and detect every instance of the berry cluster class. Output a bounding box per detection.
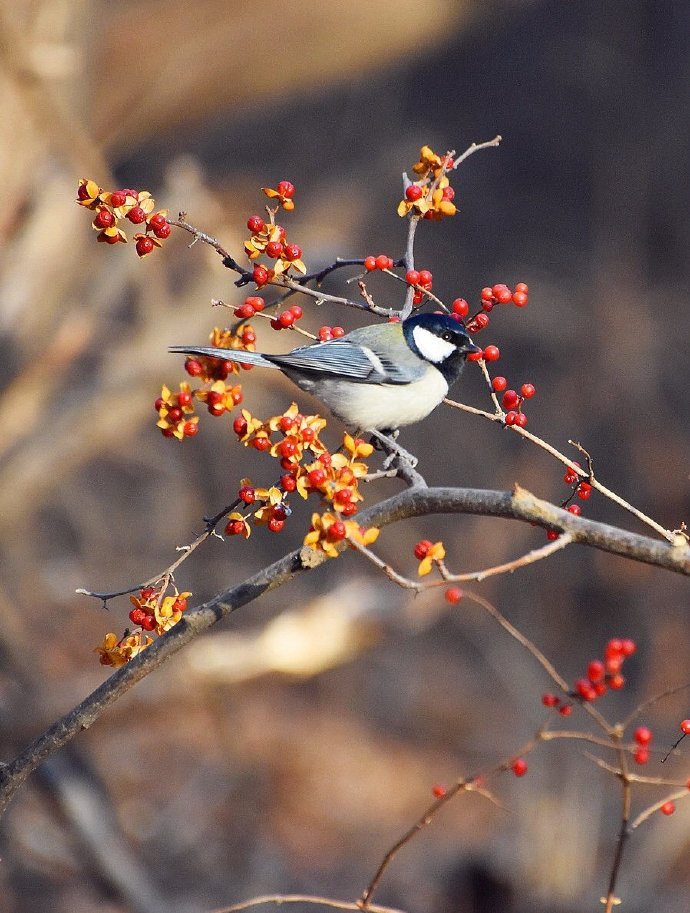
[155,326,256,439]
[244,183,305,288]
[77,179,171,257]
[225,404,378,554]
[397,145,457,221]
[491,377,537,429]
[542,638,637,715]
[412,540,463,603]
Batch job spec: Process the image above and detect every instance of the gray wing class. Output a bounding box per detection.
[269,336,424,385]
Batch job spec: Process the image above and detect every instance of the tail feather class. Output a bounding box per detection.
[168,345,277,369]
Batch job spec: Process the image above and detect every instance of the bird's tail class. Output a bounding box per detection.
[168,345,278,369]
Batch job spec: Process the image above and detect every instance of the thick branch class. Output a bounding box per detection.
[1,484,687,817]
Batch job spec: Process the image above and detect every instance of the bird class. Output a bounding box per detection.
[169,312,480,438]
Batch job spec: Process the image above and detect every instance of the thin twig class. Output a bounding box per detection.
[212,894,406,913]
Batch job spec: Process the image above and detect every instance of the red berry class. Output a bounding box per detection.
[252,436,270,451]
[253,265,269,286]
[577,482,592,500]
[161,427,175,438]
[363,256,377,271]
[621,638,636,657]
[587,660,605,683]
[432,784,447,798]
[265,240,284,259]
[183,421,198,437]
[167,406,183,423]
[418,269,433,287]
[247,215,265,233]
[129,608,146,626]
[558,704,573,716]
[575,678,597,701]
[542,693,559,707]
[511,758,528,777]
[308,469,326,488]
[521,383,536,398]
[268,518,285,533]
[318,326,333,341]
[154,397,165,411]
[660,801,676,816]
[481,287,494,301]
[633,747,649,765]
[239,486,255,504]
[94,209,114,229]
[452,298,469,317]
[608,673,626,690]
[278,310,295,328]
[512,291,529,307]
[136,236,154,257]
[514,282,529,294]
[277,180,295,198]
[680,720,690,735]
[515,413,528,428]
[412,290,424,306]
[492,284,512,304]
[406,269,420,286]
[233,416,248,436]
[225,519,246,536]
[110,191,126,208]
[289,305,303,319]
[153,222,171,239]
[473,312,490,330]
[235,303,256,318]
[127,206,146,224]
[546,530,560,541]
[492,376,508,392]
[504,410,519,426]
[483,344,500,362]
[502,390,519,409]
[405,184,423,201]
[567,504,582,515]
[328,520,347,541]
[414,539,432,560]
[445,587,463,604]
[634,726,653,746]
[375,254,390,271]
[281,474,297,492]
[332,326,345,338]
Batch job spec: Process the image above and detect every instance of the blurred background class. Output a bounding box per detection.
[0,1,689,911]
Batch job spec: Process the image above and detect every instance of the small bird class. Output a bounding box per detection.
[170,312,480,435]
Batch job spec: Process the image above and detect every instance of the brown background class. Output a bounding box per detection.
[0,1,689,911]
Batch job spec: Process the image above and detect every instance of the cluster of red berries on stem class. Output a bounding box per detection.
[491,377,536,429]
[77,179,171,257]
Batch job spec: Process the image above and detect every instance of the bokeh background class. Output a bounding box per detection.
[1,1,689,911]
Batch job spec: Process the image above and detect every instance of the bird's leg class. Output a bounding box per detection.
[369,430,419,469]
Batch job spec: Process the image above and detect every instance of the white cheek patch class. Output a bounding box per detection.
[412,325,457,363]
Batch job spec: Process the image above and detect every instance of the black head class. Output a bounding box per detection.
[403,312,481,384]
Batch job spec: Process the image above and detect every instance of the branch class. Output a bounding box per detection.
[1,484,687,817]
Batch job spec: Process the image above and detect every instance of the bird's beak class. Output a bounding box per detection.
[465,340,482,354]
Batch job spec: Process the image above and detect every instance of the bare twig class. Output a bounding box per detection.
[212,894,406,913]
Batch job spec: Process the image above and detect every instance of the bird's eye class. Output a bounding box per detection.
[441,331,452,341]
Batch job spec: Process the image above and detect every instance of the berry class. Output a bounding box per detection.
[575,678,597,701]
[558,704,573,716]
[492,284,512,304]
[515,413,528,428]
[660,801,676,816]
[141,615,157,632]
[253,265,269,286]
[235,302,256,319]
[277,180,295,198]
[473,313,490,331]
[328,520,347,541]
[100,231,121,245]
[634,726,653,746]
[153,222,171,239]
[492,376,508,392]
[633,747,649,765]
[149,213,166,229]
[481,287,494,302]
[504,410,519,426]
[308,469,326,488]
[154,397,165,411]
[405,184,423,201]
[542,693,559,707]
[483,345,500,362]
[680,720,690,735]
[247,215,265,233]
[364,256,377,271]
[445,587,463,604]
[451,298,469,317]
[375,254,390,271]
[109,191,127,208]
[265,240,284,259]
[412,290,424,306]
[252,436,270,451]
[414,539,432,560]
[621,638,637,657]
[546,530,560,541]
[521,383,536,398]
[405,269,420,286]
[432,784,447,798]
[278,311,295,328]
[183,421,198,437]
[503,390,520,410]
[284,243,302,261]
[233,416,248,436]
[289,305,303,320]
[563,468,578,484]
[136,236,154,257]
[418,269,433,287]
[225,520,246,536]
[514,282,529,294]
[93,209,114,229]
[129,608,147,627]
[577,482,592,500]
[511,758,528,777]
[127,206,146,224]
[512,291,529,307]
[608,674,626,690]
[239,486,255,504]
[167,406,182,423]
[281,474,297,492]
[268,518,285,533]
[587,660,605,683]
[567,504,582,515]
[332,326,345,338]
